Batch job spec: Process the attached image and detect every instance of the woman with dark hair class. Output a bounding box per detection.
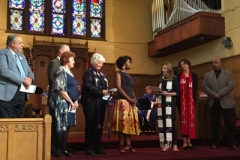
[177,59,198,150]
[112,56,140,154]
[50,51,79,158]
[158,61,179,152]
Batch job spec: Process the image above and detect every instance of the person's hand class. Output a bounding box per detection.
[23,77,32,89]
[213,93,221,99]
[128,98,137,105]
[161,91,169,96]
[102,89,108,96]
[73,101,79,109]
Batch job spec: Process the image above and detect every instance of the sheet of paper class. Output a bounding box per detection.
[102,94,110,100]
[68,105,76,113]
[109,88,117,92]
[19,84,36,93]
[102,88,118,100]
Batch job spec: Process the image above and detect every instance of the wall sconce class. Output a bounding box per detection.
[221,37,233,48]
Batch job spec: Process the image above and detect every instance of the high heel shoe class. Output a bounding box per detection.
[125,145,136,153]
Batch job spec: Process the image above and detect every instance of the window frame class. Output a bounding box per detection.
[6,0,106,41]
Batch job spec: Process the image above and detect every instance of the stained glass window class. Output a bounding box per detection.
[10,10,23,30]
[90,0,103,18]
[51,0,66,14]
[7,0,105,40]
[91,19,101,38]
[9,0,25,9]
[72,0,86,36]
[51,0,66,35]
[9,0,25,31]
[29,0,44,32]
[51,14,65,35]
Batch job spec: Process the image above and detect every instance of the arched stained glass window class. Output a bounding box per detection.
[7,0,105,40]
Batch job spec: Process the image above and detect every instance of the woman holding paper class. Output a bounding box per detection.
[50,51,79,158]
[158,61,179,152]
[81,53,109,156]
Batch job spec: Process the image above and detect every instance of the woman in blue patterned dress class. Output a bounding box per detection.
[50,51,79,158]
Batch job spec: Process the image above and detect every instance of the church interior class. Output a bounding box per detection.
[1,0,240,159]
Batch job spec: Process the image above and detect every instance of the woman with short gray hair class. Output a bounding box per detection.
[81,53,109,156]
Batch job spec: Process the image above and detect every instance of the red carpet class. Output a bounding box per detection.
[50,134,240,160]
[51,147,240,160]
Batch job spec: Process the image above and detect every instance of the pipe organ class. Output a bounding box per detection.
[152,0,216,37]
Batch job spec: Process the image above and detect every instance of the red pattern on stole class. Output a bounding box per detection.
[180,72,196,138]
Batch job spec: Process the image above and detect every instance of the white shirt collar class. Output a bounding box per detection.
[8,47,16,56]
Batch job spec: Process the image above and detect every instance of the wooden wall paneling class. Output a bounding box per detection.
[34,56,50,93]
[100,63,116,89]
[131,74,160,98]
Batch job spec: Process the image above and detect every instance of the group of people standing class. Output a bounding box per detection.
[148,58,236,152]
[0,34,237,159]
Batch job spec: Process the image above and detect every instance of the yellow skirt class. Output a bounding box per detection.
[111,99,141,135]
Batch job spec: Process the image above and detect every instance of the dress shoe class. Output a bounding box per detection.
[210,145,218,149]
[62,150,73,157]
[85,148,95,156]
[230,145,237,150]
[95,148,107,155]
[67,146,76,153]
[55,151,65,158]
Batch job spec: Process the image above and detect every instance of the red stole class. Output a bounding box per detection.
[180,72,196,138]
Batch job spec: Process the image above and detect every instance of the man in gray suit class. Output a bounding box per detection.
[0,34,34,118]
[47,44,70,155]
[203,57,236,150]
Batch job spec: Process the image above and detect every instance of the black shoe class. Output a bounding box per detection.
[210,145,218,149]
[85,148,95,156]
[62,150,73,157]
[55,151,65,158]
[95,148,107,155]
[67,146,76,153]
[230,145,237,150]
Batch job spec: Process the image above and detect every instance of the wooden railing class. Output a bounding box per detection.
[0,115,51,160]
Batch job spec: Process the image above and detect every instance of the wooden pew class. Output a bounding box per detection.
[0,115,51,160]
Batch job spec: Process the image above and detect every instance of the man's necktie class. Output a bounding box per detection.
[14,54,26,78]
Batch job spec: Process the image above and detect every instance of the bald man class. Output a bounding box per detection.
[203,57,236,150]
